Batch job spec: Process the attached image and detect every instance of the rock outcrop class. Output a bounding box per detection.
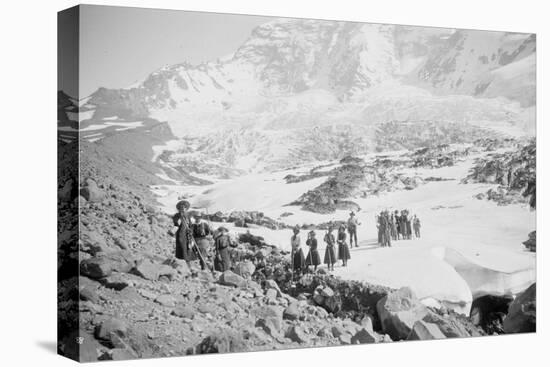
[376,287,430,340]
[503,283,536,333]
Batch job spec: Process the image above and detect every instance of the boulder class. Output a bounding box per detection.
[254,305,284,333]
[422,311,474,338]
[163,257,191,277]
[194,331,247,354]
[219,270,246,288]
[331,325,346,338]
[132,259,176,281]
[95,319,128,345]
[265,288,278,302]
[312,285,341,313]
[80,231,110,255]
[234,261,256,279]
[338,333,352,344]
[265,279,282,296]
[283,302,300,321]
[376,287,429,340]
[100,273,130,291]
[407,320,446,340]
[256,318,281,338]
[286,325,310,344]
[80,251,136,279]
[320,287,335,298]
[80,179,104,202]
[155,294,177,307]
[172,306,195,319]
[352,327,377,344]
[503,283,536,333]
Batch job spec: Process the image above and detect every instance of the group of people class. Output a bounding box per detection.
[172,200,236,272]
[376,209,421,247]
[290,222,352,275]
[172,199,422,279]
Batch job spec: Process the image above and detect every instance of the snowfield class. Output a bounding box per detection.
[152,150,535,316]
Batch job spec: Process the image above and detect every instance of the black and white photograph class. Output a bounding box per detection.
[55,3,539,362]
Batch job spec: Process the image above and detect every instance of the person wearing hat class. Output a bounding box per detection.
[305,230,321,272]
[347,211,360,248]
[323,226,336,271]
[337,224,350,266]
[214,226,233,272]
[172,200,192,261]
[290,226,305,275]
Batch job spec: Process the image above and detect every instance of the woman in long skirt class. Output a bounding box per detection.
[337,225,351,266]
[305,231,321,272]
[291,226,305,275]
[323,228,336,271]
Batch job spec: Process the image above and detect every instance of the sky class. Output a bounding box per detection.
[74,5,269,97]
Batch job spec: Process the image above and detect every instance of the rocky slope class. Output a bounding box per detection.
[59,135,512,362]
[463,139,536,206]
[288,142,477,213]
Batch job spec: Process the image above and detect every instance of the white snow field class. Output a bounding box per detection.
[152,152,535,315]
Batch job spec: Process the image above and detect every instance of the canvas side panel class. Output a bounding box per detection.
[57,5,81,362]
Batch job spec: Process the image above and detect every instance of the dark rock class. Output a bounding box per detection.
[352,327,377,344]
[503,283,536,333]
[522,231,536,252]
[194,330,247,354]
[286,325,310,344]
[101,273,130,291]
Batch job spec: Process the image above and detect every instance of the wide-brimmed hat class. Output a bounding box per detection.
[309,230,316,236]
[176,200,190,210]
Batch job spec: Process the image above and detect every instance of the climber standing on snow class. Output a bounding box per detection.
[347,211,360,247]
[324,226,337,271]
[413,215,421,238]
[305,230,321,272]
[291,226,306,275]
[337,224,351,266]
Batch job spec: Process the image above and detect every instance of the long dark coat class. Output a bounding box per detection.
[173,212,192,261]
[324,233,336,265]
[337,231,351,260]
[305,238,321,266]
[291,235,305,272]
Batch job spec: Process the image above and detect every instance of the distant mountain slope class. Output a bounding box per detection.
[59,18,535,173]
